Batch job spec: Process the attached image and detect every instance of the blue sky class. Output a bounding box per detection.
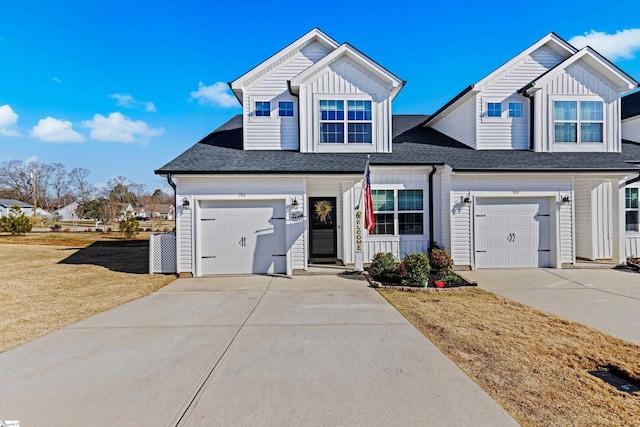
[1,0,640,193]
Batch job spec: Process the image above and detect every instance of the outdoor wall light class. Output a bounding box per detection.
[561,195,571,205]
[182,197,190,211]
[463,196,471,206]
[292,197,299,207]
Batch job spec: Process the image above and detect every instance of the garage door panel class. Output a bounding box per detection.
[199,200,286,275]
[475,198,551,268]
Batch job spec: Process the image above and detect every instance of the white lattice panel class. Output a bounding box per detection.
[149,232,176,274]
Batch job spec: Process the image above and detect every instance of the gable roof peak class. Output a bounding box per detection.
[229,28,340,103]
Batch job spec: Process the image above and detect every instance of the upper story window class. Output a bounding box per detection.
[279,101,294,117]
[626,188,639,232]
[320,99,372,144]
[508,102,523,118]
[487,102,502,117]
[255,101,271,117]
[554,100,603,143]
[370,189,424,235]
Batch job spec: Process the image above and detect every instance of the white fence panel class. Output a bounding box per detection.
[149,232,176,274]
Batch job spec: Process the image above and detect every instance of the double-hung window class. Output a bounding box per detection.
[320,99,372,144]
[370,189,424,235]
[554,100,603,143]
[626,188,639,232]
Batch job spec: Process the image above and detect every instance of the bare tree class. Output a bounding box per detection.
[0,160,33,203]
[51,162,69,208]
[68,167,94,201]
[30,161,54,210]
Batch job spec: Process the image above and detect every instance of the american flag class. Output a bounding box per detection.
[363,160,375,232]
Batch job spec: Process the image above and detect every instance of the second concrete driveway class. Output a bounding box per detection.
[461,268,640,344]
[0,275,517,426]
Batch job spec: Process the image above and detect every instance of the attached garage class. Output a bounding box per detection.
[198,200,286,275]
[474,197,551,268]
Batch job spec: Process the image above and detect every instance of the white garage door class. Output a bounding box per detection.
[474,198,551,268]
[199,200,286,275]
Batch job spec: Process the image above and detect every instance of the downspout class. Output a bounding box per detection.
[287,80,302,152]
[166,173,177,207]
[428,165,437,252]
[520,86,535,150]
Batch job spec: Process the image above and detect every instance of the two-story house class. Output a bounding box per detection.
[622,90,640,256]
[156,29,640,276]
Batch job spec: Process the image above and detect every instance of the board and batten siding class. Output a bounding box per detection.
[574,178,592,259]
[534,61,621,153]
[450,175,574,268]
[176,176,306,274]
[298,57,392,153]
[243,42,330,151]
[622,116,640,143]
[626,182,640,258]
[362,168,430,262]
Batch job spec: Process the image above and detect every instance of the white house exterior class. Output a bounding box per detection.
[0,199,52,219]
[53,201,79,221]
[157,29,640,276]
[621,91,640,256]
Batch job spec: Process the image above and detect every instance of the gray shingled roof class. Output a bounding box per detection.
[622,91,640,120]
[155,115,640,175]
[0,199,32,208]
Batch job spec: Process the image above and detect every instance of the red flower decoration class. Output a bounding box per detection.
[435,280,445,288]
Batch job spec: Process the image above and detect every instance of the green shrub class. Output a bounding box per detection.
[118,215,140,239]
[401,252,430,286]
[429,249,453,273]
[444,274,462,286]
[369,252,398,283]
[0,206,32,235]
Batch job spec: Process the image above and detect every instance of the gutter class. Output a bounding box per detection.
[428,165,437,251]
[626,172,640,186]
[287,80,302,152]
[166,173,177,211]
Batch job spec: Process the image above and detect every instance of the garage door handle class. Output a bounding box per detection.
[272,254,286,257]
[202,256,216,259]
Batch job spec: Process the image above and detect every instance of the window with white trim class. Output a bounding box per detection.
[320,99,372,144]
[487,102,502,117]
[370,189,424,235]
[255,101,271,117]
[508,102,523,118]
[554,100,603,143]
[279,101,294,117]
[626,188,639,232]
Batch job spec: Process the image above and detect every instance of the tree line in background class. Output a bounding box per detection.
[0,159,173,222]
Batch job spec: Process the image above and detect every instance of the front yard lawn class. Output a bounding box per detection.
[0,236,175,353]
[380,288,640,427]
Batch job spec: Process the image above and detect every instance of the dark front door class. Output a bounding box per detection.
[309,197,337,260]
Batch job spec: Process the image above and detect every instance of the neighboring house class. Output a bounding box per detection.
[53,201,79,221]
[0,199,52,219]
[117,203,135,220]
[156,29,640,276]
[147,204,175,220]
[621,91,640,256]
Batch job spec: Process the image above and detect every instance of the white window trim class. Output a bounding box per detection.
[315,94,375,147]
[508,102,523,118]
[249,97,275,122]
[368,186,426,238]
[481,98,505,121]
[278,100,295,118]
[626,187,640,234]
[550,95,605,145]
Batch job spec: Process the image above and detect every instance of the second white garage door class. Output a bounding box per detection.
[199,200,286,275]
[474,198,551,268]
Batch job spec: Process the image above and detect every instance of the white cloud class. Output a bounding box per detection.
[0,105,20,136]
[110,93,157,112]
[53,77,62,84]
[569,29,640,60]
[31,117,85,143]
[82,112,164,144]
[190,81,239,108]
[25,155,38,164]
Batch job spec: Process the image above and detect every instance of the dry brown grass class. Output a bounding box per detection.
[0,238,175,353]
[379,288,640,427]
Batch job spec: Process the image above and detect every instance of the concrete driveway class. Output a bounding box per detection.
[0,275,517,426]
[460,268,640,344]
